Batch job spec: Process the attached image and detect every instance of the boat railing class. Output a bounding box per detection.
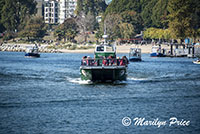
[81,58,128,66]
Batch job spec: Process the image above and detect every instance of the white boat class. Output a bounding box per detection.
[150,45,165,57]
[80,34,128,82]
[193,60,200,64]
[129,48,142,62]
[25,45,40,58]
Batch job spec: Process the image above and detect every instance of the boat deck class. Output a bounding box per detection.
[80,66,126,70]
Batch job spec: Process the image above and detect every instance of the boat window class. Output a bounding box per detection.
[26,49,32,53]
[106,46,113,51]
[97,46,104,51]
[33,49,38,53]
[152,46,160,53]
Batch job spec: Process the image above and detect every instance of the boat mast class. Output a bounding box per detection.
[103,24,108,44]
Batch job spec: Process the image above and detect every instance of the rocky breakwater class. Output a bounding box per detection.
[0,43,60,53]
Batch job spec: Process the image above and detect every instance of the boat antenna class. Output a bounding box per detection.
[103,24,108,43]
[104,24,106,35]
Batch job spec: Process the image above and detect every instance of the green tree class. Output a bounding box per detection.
[105,0,141,16]
[1,0,18,31]
[60,18,78,42]
[140,0,158,28]
[167,0,200,41]
[144,27,172,40]
[18,17,47,40]
[104,13,122,39]
[151,0,169,28]
[76,12,96,42]
[83,0,95,15]
[75,0,107,16]
[0,0,5,33]
[54,18,78,42]
[120,10,143,34]
[0,0,36,32]
[74,0,83,15]
[119,23,134,39]
[94,0,107,15]
[54,30,65,41]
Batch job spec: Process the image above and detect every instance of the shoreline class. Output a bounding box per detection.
[0,43,171,54]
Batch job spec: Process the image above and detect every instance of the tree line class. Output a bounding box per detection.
[103,0,200,42]
[0,0,48,41]
[1,0,200,43]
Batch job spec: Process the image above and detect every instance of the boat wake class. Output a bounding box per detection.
[128,77,149,81]
[66,77,93,85]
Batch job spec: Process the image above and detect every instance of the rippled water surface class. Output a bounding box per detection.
[0,52,200,134]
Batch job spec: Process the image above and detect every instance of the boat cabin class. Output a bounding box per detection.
[25,47,39,54]
[152,46,161,53]
[129,48,141,58]
[129,48,142,61]
[94,44,116,58]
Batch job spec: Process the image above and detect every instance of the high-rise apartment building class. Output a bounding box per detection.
[35,0,44,17]
[44,0,59,24]
[59,0,77,24]
[35,0,77,24]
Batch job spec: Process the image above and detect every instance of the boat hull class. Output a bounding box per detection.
[150,53,165,57]
[80,66,127,82]
[25,53,40,58]
[193,61,200,64]
[129,58,142,62]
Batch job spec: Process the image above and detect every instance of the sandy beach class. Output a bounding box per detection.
[0,43,171,54]
[59,44,170,54]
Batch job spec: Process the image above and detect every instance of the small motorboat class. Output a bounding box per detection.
[193,59,200,64]
[25,45,40,58]
[150,45,165,57]
[80,34,128,82]
[129,48,142,62]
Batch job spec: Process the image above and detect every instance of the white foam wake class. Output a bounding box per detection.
[66,77,93,85]
[128,77,149,81]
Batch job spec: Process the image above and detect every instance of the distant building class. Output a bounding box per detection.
[44,0,59,24]
[38,0,77,24]
[35,0,44,17]
[59,0,77,24]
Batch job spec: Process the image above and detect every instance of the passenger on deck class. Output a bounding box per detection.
[82,56,87,65]
[109,56,116,66]
[102,56,109,66]
[87,56,92,66]
[95,58,100,66]
[117,57,120,66]
[108,56,112,66]
[124,56,129,63]
[121,56,129,66]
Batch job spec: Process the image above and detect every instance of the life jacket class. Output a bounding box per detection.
[120,59,125,66]
[102,59,106,65]
[86,59,90,66]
